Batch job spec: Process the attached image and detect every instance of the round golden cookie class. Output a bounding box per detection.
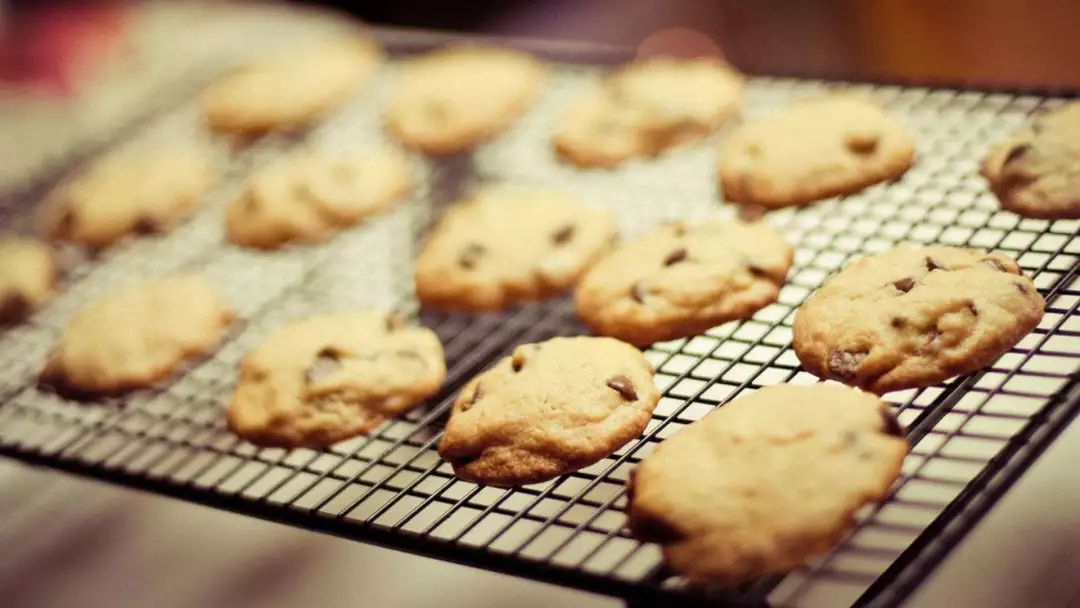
[555,57,743,168]
[414,187,616,312]
[227,147,410,250]
[627,384,907,585]
[574,219,792,346]
[0,237,55,323]
[42,275,233,395]
[202,36,381,135]
[793,246,1045,394]
[39,149,217,249]
[227,311,446,448]
[719,96,915,208]
[386,46,547,155]
[438,336,660,486]
[982,102,1080,219]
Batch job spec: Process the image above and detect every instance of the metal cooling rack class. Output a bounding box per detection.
[1,25,1079,608]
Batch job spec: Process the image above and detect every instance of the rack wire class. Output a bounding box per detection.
[0,25,1078,608]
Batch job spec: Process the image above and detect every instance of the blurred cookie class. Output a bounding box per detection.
[414,186,616,311]
[555,57,743,167]
[575,219,792,345]
[793,245,1044,394]
[983,102,1080,219]
[203,36,381,135]
[627,384,907,584]
[0,237,55,323]
[228,310,445,447]
[719,96,915,207]
[40,149,217,249]
[386,46,546,155]
[439,336,659,486]
[43,275,233,395]
[227,147,410,249]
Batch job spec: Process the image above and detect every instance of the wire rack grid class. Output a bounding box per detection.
[0,30,1078,608]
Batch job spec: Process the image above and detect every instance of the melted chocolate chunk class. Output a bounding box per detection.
[552,224,575,245]
[460,383,483,412]
[880,408,905,437]
[663,247,687,266]
[605,375,638,401]
[511,350,526,372]
[133,216,160,235]
[827,349,867,381]
[458,243,486,269]
[891,317,906,329]
[925,257,945,272]
[893,277,915,293]
[0,292,30,323]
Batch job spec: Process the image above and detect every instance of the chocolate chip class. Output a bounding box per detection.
[631,281,647,304]
[925,256,945,271]
[891,317,906,329]
[880,408,905,437]
[458,243,486,269]
[846,131,880,154]
[552,224,575,245]
[605,375,637,401]
[982,258,1011,273]
[827,349,867,381]
[306,347,342,384]
[511,350,526,372]
[967,300,978,316]
[1015,281,1032,295]
[460,383,483,412]
[746,263,770,279]
[1003,143,1031,165]
[663,247,687,266]
[133,216,159,235]
[893,277,915,293]
[385,314,404,332]
[0,292,30,323]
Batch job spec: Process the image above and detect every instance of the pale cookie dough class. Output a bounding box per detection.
[0,237,55,323]
[227,310,445,447]
[438,336,660,486]
[555,57,743,167]
[42,275,233,395]
[719,96,915,207]
[983,102,1080,219]
[414,186,616,311]
[40,149,217,249]
[202,36,381,135]
[627,384,907,584]
[575,219,792,345]
[793,245,1045,394]
[227,147,410,249]
[386,46,547,155]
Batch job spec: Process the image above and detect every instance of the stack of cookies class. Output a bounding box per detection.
[2,28,1071,591]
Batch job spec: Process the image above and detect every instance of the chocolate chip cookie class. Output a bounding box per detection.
[39,149,217,249]
[0,237,55,323]
[386,46,547,155]
[438,336,659,486]
[555,57,743,167]
[414,187,616,311]
[43,275,234,395]
[719,96,915,207]
[627,384,907,584]
[202,36,381,135]
[793,246,1044,394]
[574,219,792,345]
[228,310,445,447]
[982,102,1080,219]
[227,148,410,249]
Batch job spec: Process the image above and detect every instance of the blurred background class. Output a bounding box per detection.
[2,2,1079,607]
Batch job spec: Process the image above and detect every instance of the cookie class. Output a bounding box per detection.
[202,36,381,135]
[719,96,915,207]
[0,237,55,323]
[438,336,659,486]
[227,147,410,249]
[386,46,547,155]
[414,187,616,311]
[42,275,233,395]
[575,219,792,346]
[227,310,445,447]
[555,57,743,167]
[793,245,1044,394]
[39,148,217,249]
[627,384,907,584]
[982,102,1080,219]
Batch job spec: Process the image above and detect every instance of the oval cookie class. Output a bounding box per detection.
[438,336,660,486]
[793,245,1045,393]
